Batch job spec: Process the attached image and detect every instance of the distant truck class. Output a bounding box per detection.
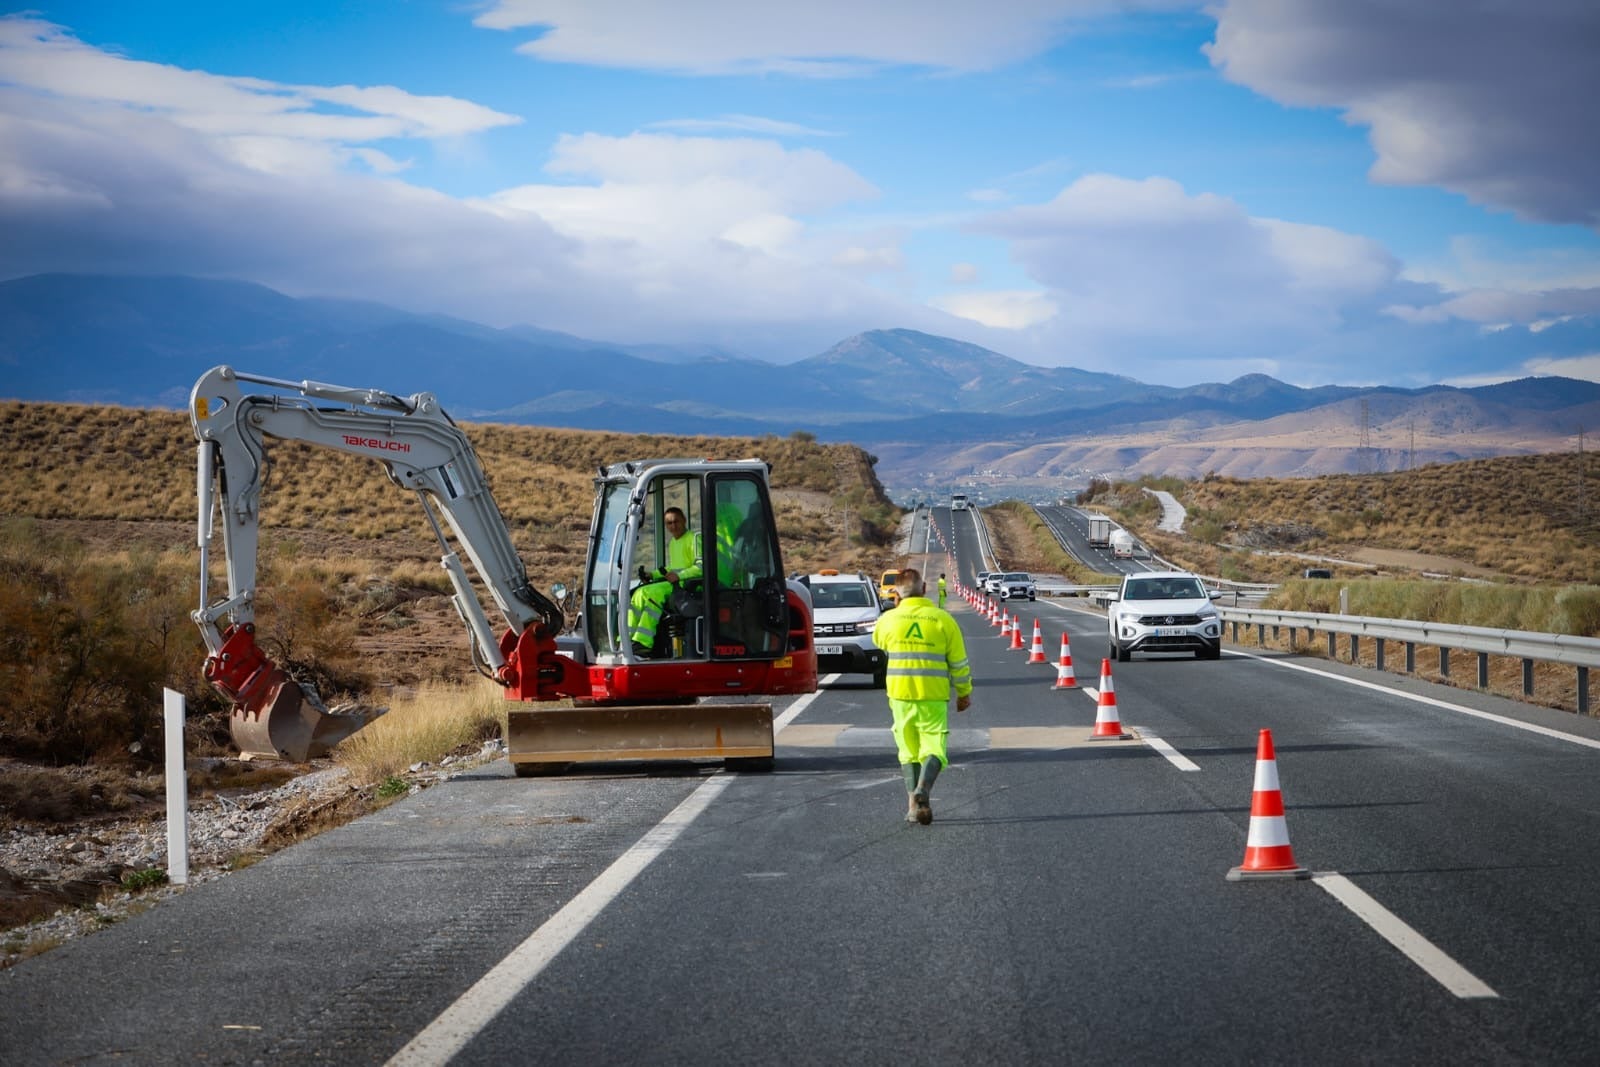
[1110,529,1136,559]
[951,493,970,511]
[1086,514,1112,548]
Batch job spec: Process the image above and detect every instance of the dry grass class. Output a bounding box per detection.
[334,679,508,782]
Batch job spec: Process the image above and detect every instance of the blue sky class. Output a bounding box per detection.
[2,1,1597,389]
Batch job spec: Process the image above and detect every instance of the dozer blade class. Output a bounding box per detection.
[506,703,774,771]
[230,668,375,762]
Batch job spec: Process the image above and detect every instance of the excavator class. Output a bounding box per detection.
[189,365,816,774]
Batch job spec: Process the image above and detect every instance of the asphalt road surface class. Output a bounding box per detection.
[7,565,1600,1064]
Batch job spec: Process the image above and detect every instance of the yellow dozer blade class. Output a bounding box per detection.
[506,703,774,775]
[230,669,377,762]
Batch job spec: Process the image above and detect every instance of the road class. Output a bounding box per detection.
[6,522,1600,1063]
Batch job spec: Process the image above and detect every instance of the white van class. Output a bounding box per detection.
[950,493,969,511]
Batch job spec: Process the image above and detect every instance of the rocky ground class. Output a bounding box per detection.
[0,742,505,970]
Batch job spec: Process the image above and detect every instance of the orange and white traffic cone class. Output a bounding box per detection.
[1087,658,1130,740]
[1226,729,1310,880]
[990,600,1002,627]
[1009,614,1025,650]
[998,612,1011,639]
[1027,620,1047,663]
[1052,633,1078,689]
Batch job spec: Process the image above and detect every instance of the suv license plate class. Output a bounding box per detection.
[816,643,842,656]
[1155,627,1186,637]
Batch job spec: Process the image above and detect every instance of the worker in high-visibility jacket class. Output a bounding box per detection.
[937,573,947,608]
[628,507,702,655]
[871,567,972,825]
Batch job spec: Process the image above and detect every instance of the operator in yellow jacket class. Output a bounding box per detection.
[871,567,973,825]
[628,507,702,655]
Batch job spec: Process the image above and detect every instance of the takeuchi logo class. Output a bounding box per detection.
[342,434,410,453]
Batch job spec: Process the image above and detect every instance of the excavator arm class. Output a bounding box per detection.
[190,365,585,759]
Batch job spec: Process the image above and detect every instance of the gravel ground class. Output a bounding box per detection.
[1,741,505,969]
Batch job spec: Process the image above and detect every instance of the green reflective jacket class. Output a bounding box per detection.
[871,597,972,702]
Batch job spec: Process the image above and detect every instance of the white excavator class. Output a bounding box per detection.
[189,366,816,774]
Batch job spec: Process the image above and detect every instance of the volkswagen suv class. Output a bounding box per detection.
[1106,571,1222,661]
[800,571,888,686]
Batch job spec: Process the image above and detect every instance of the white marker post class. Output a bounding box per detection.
[163,688,189,885]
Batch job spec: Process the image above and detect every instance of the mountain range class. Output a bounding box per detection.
[3,273,1597,492]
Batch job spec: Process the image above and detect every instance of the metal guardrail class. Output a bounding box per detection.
[1219,605,1600,714]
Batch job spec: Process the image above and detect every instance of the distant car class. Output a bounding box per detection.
[1303,568,1333,579]
[996,571,1036,601]
[975,571,993,594]
[799,571,888,686]
[983,572,1005,596]
[878,570,901,606]
[1105,570,1222,661]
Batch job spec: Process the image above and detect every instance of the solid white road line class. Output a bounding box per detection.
[1313,872,1499,999]
[390,688,827,1066]
[1227,648,1600,751]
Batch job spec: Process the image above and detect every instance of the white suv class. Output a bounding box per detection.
[996,572,1036,601]
[798,572,888,686]
[1106,571,1222,661]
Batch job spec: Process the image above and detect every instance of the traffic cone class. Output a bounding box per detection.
[1227,729,1310,880]
[1009,614,1025,650]
[998,612,1011,638]
[1027,620,1047,663]
[991,601,1003,628]
[1052,633,1078,689]
[1087,658,1130,740]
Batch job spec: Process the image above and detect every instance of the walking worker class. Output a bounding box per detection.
[937,572,947,608]
[871,568,972,825]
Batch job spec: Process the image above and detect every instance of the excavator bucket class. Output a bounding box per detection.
[505,703,774,775]
[230,668,376,762]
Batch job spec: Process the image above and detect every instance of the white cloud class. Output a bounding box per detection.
[647,114,837,137]
[1206,0,1600,228]
[473,1,1186,75]
[976,173,1398,340]
[949,262,980,284]
[1523,353,1600,384]
[932,289,1057,329]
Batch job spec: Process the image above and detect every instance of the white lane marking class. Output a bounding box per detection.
[387,775,734,1065]
[774,687,826,732]
[1133,728,1201,771]
[1312,872,1499,1000]
[1227,648,1600,751]
[391,689,824,1066]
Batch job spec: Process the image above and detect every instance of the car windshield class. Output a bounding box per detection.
[812,583,873,608]
[1126,577,1203,600]
[1004,573,1028,581]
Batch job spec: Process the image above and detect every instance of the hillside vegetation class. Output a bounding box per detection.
[0,401,901,768]
[1074,451,1600,588]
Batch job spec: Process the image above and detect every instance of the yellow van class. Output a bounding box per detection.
[879,570,901,606]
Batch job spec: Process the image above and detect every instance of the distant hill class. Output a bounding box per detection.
[4,273,1598,488]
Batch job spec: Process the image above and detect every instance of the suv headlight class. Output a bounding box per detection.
[854,620,876,635]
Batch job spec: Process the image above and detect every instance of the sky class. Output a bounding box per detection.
[2,0,1598,389]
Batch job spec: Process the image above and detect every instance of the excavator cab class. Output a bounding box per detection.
[583,464,790,666]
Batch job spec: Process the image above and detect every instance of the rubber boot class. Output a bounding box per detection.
[902,763,920,822]
[912,757,942,825]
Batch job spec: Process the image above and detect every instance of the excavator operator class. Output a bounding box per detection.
[628,507,703,656]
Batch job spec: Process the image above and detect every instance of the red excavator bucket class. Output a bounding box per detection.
[207,623,377,761]
[229,667,376,761]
